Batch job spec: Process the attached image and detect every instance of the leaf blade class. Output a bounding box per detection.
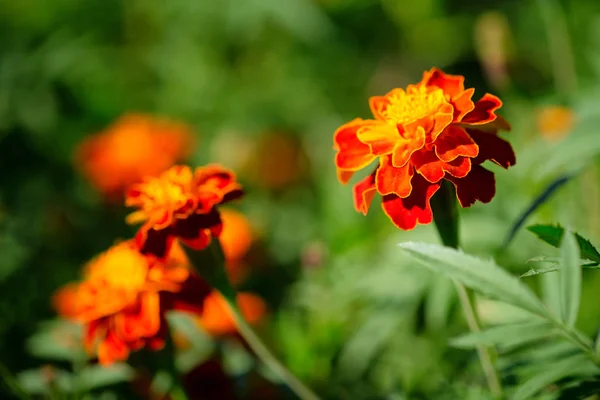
[398,242,552,319]
[527,224,600,264]
[560,231,582,328]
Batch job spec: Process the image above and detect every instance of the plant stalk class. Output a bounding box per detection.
[184,240,320,400]
[431,181,503,398]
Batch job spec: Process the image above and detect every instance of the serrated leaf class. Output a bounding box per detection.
[559,231,581,328]
[512,353,597,400]
[527,224,600,264]
[521,258,599,278]
[398,242,552,319]
[450,321,556,351]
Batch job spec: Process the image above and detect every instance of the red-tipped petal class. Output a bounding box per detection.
[412,151,472,183]
[468,129,516,168]
[334,119,377,173]
[447,165,496,207]
[462,93,503,125]
[375,155,414,197]
[353,172,377,215]
[423,68,466,98]
[392,126,426,167]
[434,125,479,162]
[381,175,440,230]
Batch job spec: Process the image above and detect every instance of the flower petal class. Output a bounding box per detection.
[462,93,503,125]
[98,330,130,365]
[392,126,426,167]
[353,172,377,215]
[468,129,516,168]
[381,174,440,230]
[412,150,472,182]
[369,89,404,121]
[447,165,496,207]
[452,88,475,121]
[434,125,479,162]
[334,119,377,174]
[423,68,465,98]
[356,121,399,156]
[375,155,414,197]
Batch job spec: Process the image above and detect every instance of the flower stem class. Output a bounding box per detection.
[431,181,503,398]
[185,241,321,400]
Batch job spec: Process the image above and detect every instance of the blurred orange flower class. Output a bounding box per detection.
[537,105,575,141]
[197,290,266,336]
[76,114,194,198]
[53,241,209,365]
[219,208,254,284]
[334,67,515,230]
[125,164,244,258]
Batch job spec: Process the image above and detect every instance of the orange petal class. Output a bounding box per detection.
[381,175,440,230]
[423,68,465,98]
[356,121,399,156]
[369,93,395,121]
[413,151,472,182]
[97,330,130,365]
[375,155,414,197]
[434,125,479,162]
[353,172,377,215]
[333,119,377,174]
[115,292,161,342]
[451,88,475,122]
[392,126,426,167]
[337,170,355,185]
[468,129,516,168]
[447,165,496,207]
[462,93,503,125]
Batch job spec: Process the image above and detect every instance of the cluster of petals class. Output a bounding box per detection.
[53,241,209,365]
[334,68,516,230]
[76,114,194,198]
[125,164,244,258]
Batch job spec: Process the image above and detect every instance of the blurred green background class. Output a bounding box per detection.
[2,0,600,398]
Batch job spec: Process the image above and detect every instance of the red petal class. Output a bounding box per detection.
[353,172,377,215]
[468,129,516,168]
[334,119,377,174]
[462,93,503,125]
[447,165,496,207]
[412,150,472,182]
[381,174,440,230]
[434,125,479,162]
[375,155,414,197]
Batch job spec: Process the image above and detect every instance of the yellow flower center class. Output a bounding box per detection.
[381,85,446,125]
[85,244,149,291]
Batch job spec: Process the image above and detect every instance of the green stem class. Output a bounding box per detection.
[536,0,578,98]
[431,181,503,398]
[184,241,321,400]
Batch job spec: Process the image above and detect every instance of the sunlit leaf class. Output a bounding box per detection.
[398,242,552,319]
[449,321,556,351]
[559,231,581,328]
[527,224,600,263]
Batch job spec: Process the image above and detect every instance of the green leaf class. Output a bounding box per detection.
[424,275,456,331]
[559,231,582,328]
[512,353,597,400]
[527,224,600,263]
[398,242,552,319]
[74,364,135,392]
[450,321,556,351]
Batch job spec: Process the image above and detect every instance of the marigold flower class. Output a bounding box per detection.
[537,105,575,142]
[76,114,195,198]
[219,208,254,284]
[334,68,516,230]
[125,164,244,258]
[53,241,209,365]
[197,290,266,336]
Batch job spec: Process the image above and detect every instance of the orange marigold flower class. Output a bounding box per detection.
[53,241,210,365]
[76,114,195,198]
[537,105,575,142]
[125,164,244,258]
[197,290,266,336]
[219,208,254,284]
[334,68,516,230]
